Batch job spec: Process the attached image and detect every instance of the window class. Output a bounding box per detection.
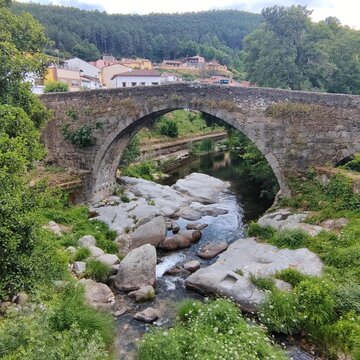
[131,82,137,87]
[140,82,146,86]
[71,80,79,87]
[122,82,126,87]
[151,82,159,85]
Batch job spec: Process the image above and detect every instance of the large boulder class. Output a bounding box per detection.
[115,244,157,291]
[131,216,167,249]
[159,230,201,251]
[197,241,228,259]
[128,285,155,302]
[78,235,96,248]
[79,279,115,311]
[133,307,159,323]
[97,254,120,266]
[186,237,323,312]
[88,246,105,258]
[172,173,227,204]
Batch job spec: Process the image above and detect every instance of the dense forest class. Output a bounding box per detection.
[12,2,261,68]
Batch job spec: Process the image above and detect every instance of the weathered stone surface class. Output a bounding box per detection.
[131,216,167,249]
[66,246,77,255]
[183,260,200,273]
[190,202,229,217]
[171,220,180,234]
[128,285,155,302]
[133,307,159,323]
[179,207,203,221]
[197,241,228,259]
[186,237,323,311]
[80,279,115,310]
[173,173,227,204]
[15,292,28,305]
[88,246,105,258]
[44,221,62,236]
[186,223,208,231]
[97,254,120,266]
[321,218,349,230]
[165,265,190,276]
[258,209,326,236]
[159,230,201,251]
[115,244,157,291]
[42,84,360,202]
[78,235,96,248]
[73,261,86,275]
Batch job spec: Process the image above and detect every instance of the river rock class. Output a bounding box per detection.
[186,223,208,230]
[257,209,326,236]
[88,246,105,258]
[80,279,115,311]
[133,307,159,323]
[15,292,28,305]
[165,265,190,276]
[171,220,180,234]
[321,218,349,230]
[97,254,120,266]
[134,217,151,229]
[131,216,167,249]
[78,235,96,248]
[115,244,157,291]
[179,207,203,221]
[172,173,227,204]
[184,260,200,273]
[186,237,323,311]
[159,234,191,250]
[66,246,77,255]
[128,285,155,302]
[190,202,229,217]
[73,261,86,275]
[197,241,228,259]
[44,221,62,236]
[115,233,133,254]
[128,202,163,220]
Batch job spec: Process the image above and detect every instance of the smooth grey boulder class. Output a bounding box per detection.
[186,237,323,312]
[97,254,120,266]
[128,285,155,302]
[44,221,62,236]
[159,230,201,251]
[131,216,167,249]
[78,235,96,248]
[88,246,105,258]
[321,218,349,230]
[179,207,203,221]
[133,307,159,323]
[66,246,77,255]
[197,241,228,259]
[257,209,326,236]
[171,220,180,234]
[186,223,208,231]
[115,244,157,291]
[79,279,115,311]
[172,173,227,204]
[183,260,200,273]
[73,261,86,275]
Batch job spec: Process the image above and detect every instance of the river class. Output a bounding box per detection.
[115,151,312,360]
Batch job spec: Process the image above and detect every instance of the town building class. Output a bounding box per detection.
[101,63,132,88]
[45,66,81,91]
[64,57,100,79]
[161,60,183,67]
[119,58,153,70]
[89,54,119,69]
[184,55,205,68]
[161,72,182,82]
[111,69,164,88]
[80,74,101,90]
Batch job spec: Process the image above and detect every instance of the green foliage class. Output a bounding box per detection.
[74,247,90,261]
[44,80,69,93]
[49,283,114,346]
[120,195,131,203]
[247,222,275,240]
[121,160,158,181]
[84,260,111,283]
[139,299,287,360]
[275,268,310,287]
[176,299,202,322]
[156,117,179,138]
[120,135,140,166]
[62,124,95,148]
[342,154,360,172]
[250,274,275,291]
[271,229,309,249]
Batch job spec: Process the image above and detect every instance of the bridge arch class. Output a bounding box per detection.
[91,105,285,201]
[40,84,360,202]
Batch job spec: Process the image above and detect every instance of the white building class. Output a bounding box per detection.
[64,57,100,80]
[111,69,164,88]
[80,74,101,90]
[161,72,182,82]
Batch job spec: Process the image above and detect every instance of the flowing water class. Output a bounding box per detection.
[115,151,314,360]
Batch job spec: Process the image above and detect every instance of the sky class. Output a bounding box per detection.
[18,0,360,29]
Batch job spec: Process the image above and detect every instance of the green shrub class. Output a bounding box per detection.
[271,229,309,249]
[250,274,275,291]
[121,161,158,181]
[333,281,360,315]
[44,80,69,93]
[246,222,275,240]
[325,244,360,268]
[120,195,130,203]
[120,136,140,166]
[343,154,360,172]
[176,299,203,322]
[49,283,114,346]
[85,259,111,282]
[74,247,91,261]
[275,268,310,287]
[62,124,95,148]
[139,299,287,360]
[156,117,179,138]
[259,290,300,335]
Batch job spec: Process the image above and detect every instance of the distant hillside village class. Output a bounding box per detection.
[27,54,253,94]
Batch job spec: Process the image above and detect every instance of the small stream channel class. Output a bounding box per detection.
[114,151,314,360]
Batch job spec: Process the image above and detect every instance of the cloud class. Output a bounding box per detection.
[35,0,105,11]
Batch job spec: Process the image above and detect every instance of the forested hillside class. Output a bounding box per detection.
[12,2,261,67]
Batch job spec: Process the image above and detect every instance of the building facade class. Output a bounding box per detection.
[111,69,164,88]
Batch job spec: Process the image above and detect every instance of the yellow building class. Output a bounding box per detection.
[119,58,153,70]
[101,63,132,88]
[45,67,81,91]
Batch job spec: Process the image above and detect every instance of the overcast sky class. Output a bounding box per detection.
[18,0,360,29]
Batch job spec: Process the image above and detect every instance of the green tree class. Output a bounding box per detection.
[44,80,69,93]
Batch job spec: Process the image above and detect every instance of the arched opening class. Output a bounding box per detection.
[91,107,284,219]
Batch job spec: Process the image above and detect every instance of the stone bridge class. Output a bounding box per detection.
[41,83,360,202]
